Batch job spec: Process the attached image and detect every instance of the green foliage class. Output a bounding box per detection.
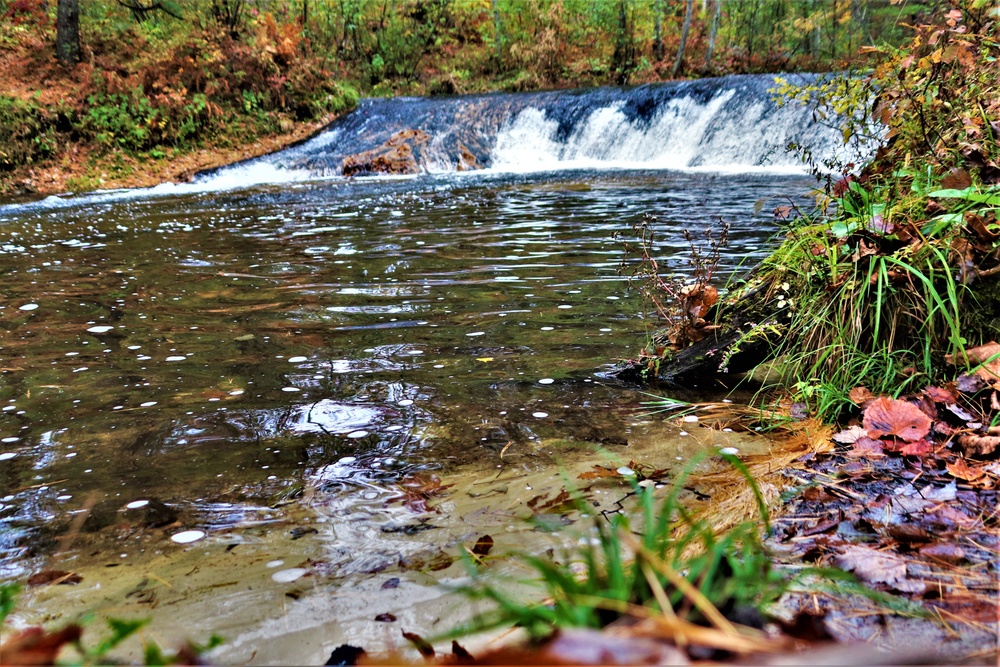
[0,96,61,171]
[759,3,1000,419]
[453,451,786,640]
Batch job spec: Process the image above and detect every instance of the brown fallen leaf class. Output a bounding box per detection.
[863,397,932,441]
[946,457,985,482]
[957,433,1000,457]
[471,534,494,557]
[923,385,957,403]
[834,545,925,593]
[918,542,966,563]
[846,437,885,459]
[848,386,876,405]
[832,425,867,444]
[945,341,1000,384]
[26,570,82,586]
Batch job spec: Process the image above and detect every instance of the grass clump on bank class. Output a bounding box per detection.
[620,2,999,422]
[761,2,1000,419]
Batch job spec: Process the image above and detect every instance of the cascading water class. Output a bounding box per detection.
[197,72,860,185]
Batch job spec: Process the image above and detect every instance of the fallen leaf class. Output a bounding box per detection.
[945,342,1000,384]
[957,433,1000,457]
[833,425,868,444]
[849,386,876,405]
[475,357,494,362]
[26,570,82,586]
[846,437,885,459]
[863,397,932,441]
[923,386,957,403]
[471,534,494,556]
[956,373,986,393]
[946,458,985,482]
[834,545,925,593]
[899,439,932,457]
[918,542,966,563]
[940,167,972,190]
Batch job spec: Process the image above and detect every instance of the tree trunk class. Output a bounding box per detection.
[705,0,721,68]
[492,0,503,66]
[653,0,664,61]
[672,0,694,78]
[56,0,80,66]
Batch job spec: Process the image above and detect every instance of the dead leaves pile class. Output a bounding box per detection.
[773,353,1000,631]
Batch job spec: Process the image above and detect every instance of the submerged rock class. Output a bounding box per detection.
[341,129,430,176]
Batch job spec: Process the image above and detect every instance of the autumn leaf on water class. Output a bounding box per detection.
[862,397,932,441]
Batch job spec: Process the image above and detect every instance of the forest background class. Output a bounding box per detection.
[0,0,949,196]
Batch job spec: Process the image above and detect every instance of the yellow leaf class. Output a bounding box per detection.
[476,357,494,362]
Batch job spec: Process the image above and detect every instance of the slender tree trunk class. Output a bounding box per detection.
[492,0,502,66]
[653,0,663,61]
[672,0,694,77]
[705,0,721,68]
[56,0,80,65]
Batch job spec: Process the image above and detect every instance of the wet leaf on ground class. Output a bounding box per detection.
[26,570,82,586]
[863,397,932,441]
[834,545,925,593]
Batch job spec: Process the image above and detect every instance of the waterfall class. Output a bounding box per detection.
[197,73,861,183]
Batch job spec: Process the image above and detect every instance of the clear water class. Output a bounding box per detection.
[0,167,814,661]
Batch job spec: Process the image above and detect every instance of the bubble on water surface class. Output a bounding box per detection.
[140,401,157,407]
[127,345,141,350]
[87,326,114,333]
[346,430,368,439]
[0,453,16,461]
[532,411,548,418]
[338,456,357,464]
[165,356,186,362]
[1,437,19,443]
[538,378,554,385]
[466,331,485,337]
[272,568,308,583]
[288,356,308,363]
[19,304,38,311]
[282,387,300,392]
[229,390,244,396]
[385,425,404,432]
[600,328,612,332]
[540,326,554,331]
[397,399,414,406]
[682,415,699,423]
[266,560,284,568]
[719,447,740,456]
[170,530,205,544]
[125,500,149,509]
[558,305,572,309]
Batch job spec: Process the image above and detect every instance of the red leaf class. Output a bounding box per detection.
[863,397,932,441]
[899,439,932,457]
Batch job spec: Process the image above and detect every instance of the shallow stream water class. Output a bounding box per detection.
[1,156,817,661]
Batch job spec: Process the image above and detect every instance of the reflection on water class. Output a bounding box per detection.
[0,169,813,659]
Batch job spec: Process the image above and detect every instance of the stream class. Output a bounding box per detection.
[0,75,842,664]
